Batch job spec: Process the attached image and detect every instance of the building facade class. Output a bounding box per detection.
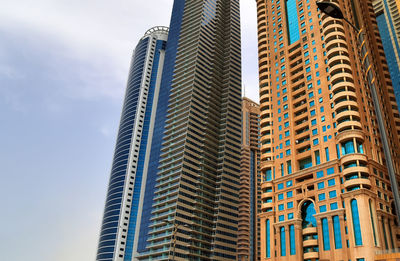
[256,0,400,260]
[138,0,242,260]
[239,97,261,261]
[373,0,400,106]
[96,26,169,261]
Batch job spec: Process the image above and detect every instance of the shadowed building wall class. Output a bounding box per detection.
[239,97,261,261]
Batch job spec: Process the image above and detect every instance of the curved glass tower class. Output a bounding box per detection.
[96,26,169,261]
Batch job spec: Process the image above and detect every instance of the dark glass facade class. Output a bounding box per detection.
[97,37,148,261]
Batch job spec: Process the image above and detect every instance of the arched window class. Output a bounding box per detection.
[351,199,363,246]
[301,201,317,228]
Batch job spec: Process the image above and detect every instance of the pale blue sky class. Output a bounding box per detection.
[0,1,258,260]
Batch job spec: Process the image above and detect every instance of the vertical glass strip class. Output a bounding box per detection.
[280,226,286,256]
[289,225,296,255]
[351,199,363,246]
[332,215,343,249]
[266,219,271,258]
[285,0,300,44]
[382,217,389,249]
[369,200,377,246]
[322,218,331,250]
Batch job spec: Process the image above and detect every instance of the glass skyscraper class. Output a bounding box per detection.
[96,26,169,261]
[256,0,400,260]
[138,0,242,260]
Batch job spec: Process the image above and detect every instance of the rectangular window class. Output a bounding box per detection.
[287,201,294,209]
[279,215,285,222]
[280,227,286,256]
[330,202,338,210]
[287,191,293,198]
[333,215,343,249]
[312,128,318,135]
[325,147,330,161]
[278,193,284,200]
[317,182,324,189]
[319,205,327,212]
[278,204,285,211]
[278,183,284,190]
[316,170,324,178]
[329,190,337,198]
[328,178,335,186]
[318,193,326,201]
[315,150,321,165]
[281,163,284,177]
[327,167,335,175]
[289,225,296,255]
[287,160,292,174]
[322,218,331,250]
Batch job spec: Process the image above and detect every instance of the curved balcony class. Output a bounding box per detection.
[342,165,370,177]
[304,252,319,259]
[261,202,274,211]
[340,153,368,166]
[260,152,273,162]
[303,239,318,247]
[327,47,350,60]
[330,63,352,75]
[344,178,372,189]
[332,91,357,103]
[323,22,345,36]
[337,120,362,132]
[330,71,354,84]
[326,38,348,50]
[324,28,346,40]
[260,125,272,135]
[261,181,273,190]
[262,191,274,200]
[335,110,360,122]
[261,143,271,152]
[331,81,356,94]
[335,129,365,143]
[303,226,317,235]
[334,100,358,112]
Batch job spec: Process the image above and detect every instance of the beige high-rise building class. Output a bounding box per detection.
[256,0,400,260]
[239,97,261,261]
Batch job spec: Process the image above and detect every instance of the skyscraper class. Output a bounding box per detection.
[373,0,400,106]
[138,0,242,260]
[96,26,169,261]
[256,0,400,260]
[239,97,261,261]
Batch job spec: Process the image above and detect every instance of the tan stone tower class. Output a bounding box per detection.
[239,97,261,261]
[256,0,400,260]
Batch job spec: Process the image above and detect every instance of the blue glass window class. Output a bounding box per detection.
[322,218,331,250]
[266,219,271,258]
[330,202,338,210]
[328,178,335,186]
[280,227,286,256]
[278,193,284,200]
[312,128,318,135]
[325,147,330,161]
[318,193,326,201]
[287,202,294,209]
[288,213,294,220]
[278,183,284,190]
[279,215,285,222]
[289,225,296,255]
[333,215,343,249]
[320,205,327,212]
[317,170,324,178]
[279,204,285,211]
[287,191,293,198]
[351,199,363,246]
[329,190,337,198]
[327,167,334,175]
[317,182,324,189]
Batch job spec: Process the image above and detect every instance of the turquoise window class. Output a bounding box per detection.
[311,119,317,126]
[325,147,330,161]
[279,215,285,222]
[316,170,324,178]
[287,202,294,209]
[284,121,289,128]
[281,163,284,176]
[351,199,363,246]
[322,218,331,250]
[288,213,294,220]
[266,169,272,181]
[280,227,286,256]
[286,180,293,187]
[278,183,284,190]
[333,215,343,249]
[287,191,293,198]
[317,182,324,189]
[320,205,327,212]
[312,128,318,135]
[327,167,334,175]
[266,219,271,258]
[342,140,355,155]
[289,225,296,255]
[330,202,338,210]
[313,138,319,145]
[318,193,326,201]
[279,204,285,211]
[315,150,321,164]
[328,178,335,186]
[278,193,284,200]
[329,190,337,198]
